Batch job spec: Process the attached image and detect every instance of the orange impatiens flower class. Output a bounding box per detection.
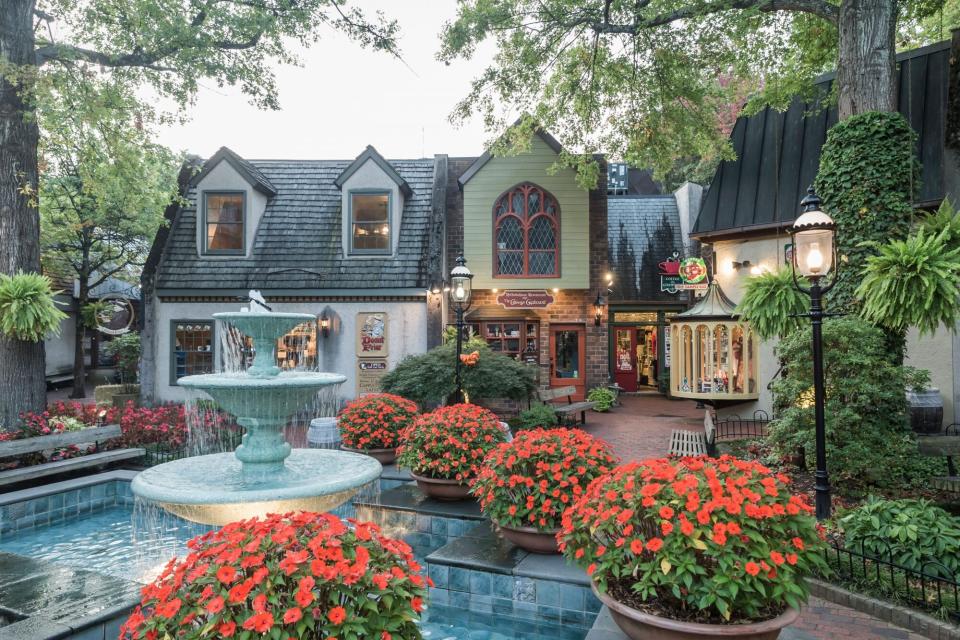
[119,512,429,640]
[337,393,419,451]
[558,455,826,623]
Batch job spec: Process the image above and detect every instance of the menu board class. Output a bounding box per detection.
[357,359,388,396]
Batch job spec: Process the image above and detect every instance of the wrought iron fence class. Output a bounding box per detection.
[140,431,243,467]
[821,537,960,622]
[714,410,770,441]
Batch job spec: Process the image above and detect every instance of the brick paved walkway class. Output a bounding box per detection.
[584,394,931,640]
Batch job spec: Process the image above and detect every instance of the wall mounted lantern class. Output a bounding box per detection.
[319,314,330,338]
[594,293,605,327]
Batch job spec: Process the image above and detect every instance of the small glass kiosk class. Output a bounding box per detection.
[669,282,759,404]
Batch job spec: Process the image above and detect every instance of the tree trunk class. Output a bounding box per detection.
[70,280,87,398]
[837,0,898,119]
[0,0,45,429]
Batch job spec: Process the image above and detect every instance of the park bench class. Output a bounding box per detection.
[668,428,709,456]
[917,426,960,493]
[0,424,144,488]
[536,386,596,426]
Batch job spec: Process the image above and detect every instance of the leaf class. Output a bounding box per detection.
[660,558,672,574]
[691,538,708,551]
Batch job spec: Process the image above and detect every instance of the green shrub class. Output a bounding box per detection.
[841,496,960,579]
[103,332,141,387]
[381,336,536,406]
[0,272,67,342]
[769,317,941,495]
[587,386,615,412]
[508,403,558,431]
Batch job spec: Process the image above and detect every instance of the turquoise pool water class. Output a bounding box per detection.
[0,505,585,640]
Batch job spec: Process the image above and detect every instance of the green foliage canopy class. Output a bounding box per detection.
[103,332,142,385]
[380,337,537,407]
[769,317,939,495]
[735,268,809,340]
[0,272,67,342]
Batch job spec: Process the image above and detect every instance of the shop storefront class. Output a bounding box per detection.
[608,306,685,394]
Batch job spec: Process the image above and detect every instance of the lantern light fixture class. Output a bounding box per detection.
[319,314,330,338]
[449,255,474,403]
[791,188,836,279]
[593,293,605,327]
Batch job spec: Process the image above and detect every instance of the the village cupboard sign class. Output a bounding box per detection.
[496,290,555,309]
[356,312,388,356]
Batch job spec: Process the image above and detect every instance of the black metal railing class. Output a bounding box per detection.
[714,411,770,441]
[140,431,243,467]
[821,537,960,621]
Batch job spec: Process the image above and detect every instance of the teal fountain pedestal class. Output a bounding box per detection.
[132,311,382,526]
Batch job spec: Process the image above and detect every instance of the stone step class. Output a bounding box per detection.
[425,521,600,630]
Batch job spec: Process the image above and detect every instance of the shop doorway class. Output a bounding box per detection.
[613,326,660,392]
[549,324,586,400]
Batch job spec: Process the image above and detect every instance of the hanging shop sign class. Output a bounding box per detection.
[93,295,135,335]
[658,253,682,294]
[496,290,555,309]
[356,359,388,396]
[677,257,709,292]
[356,312,388,357]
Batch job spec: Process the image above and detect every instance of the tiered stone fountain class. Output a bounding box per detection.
[132,307,382,526]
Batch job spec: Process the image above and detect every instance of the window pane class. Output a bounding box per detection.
[529,252,555,275]
[528,216,556,249]
[497,217,523,250]
[174,322,214,382]
[205,194,244,251]
[352,194,390,252]
[498,252,523,275]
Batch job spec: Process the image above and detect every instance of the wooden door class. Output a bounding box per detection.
[550,324,586,400]
[613,327,638,392]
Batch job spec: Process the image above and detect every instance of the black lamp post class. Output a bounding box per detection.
[790,186,838,521]
[449,255,474,403]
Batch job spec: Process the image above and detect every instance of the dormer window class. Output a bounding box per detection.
[203,192,245,254]
[350,191,391,254]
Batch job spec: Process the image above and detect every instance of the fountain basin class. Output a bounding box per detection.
[132,449,382,526]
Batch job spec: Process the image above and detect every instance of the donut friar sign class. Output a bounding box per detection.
[356,312,388,357]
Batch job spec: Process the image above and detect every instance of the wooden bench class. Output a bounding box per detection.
[668,429,708,457]
[917,434,960,493]
[537,386,597,426]
[0,424,144,488]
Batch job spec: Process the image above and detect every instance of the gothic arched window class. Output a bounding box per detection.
[493,183,560,277]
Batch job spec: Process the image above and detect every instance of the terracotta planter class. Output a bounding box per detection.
[340,446,396,465]
[496,522,560,554]
[591,582,799,640]
[410,472,474,501]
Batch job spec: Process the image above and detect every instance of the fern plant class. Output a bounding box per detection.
[0,272,67,342]
[918,198,960,249]
[856,228,960,336]
[735,268,809,340]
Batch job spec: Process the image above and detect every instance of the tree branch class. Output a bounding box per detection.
[590,0,838,31]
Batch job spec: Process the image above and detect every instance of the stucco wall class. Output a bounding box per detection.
[339,159,405,256]
[193,160,268,258]
[152,300,427,404]
[710,235,957,422]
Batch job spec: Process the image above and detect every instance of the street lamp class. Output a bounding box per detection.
[790,186,837,520]
[449,255,473,403]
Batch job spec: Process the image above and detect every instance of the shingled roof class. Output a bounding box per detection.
[153,156,441,292]
[608,196,684,302]
[693,40,950,239]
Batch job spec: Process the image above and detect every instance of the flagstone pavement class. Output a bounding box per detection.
[582,393,932,640]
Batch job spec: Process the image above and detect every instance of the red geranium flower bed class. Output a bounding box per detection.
[559,456,827,624]
[471,428,619,531]
[396,403,506,481]
[337,393,419,450]
[120,512,430,640]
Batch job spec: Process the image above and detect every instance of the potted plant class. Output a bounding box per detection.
[396,403,506,500]
[337,393,419,464]
[120,511,430,639]
[560,456,826,640]
[472,427,618,553]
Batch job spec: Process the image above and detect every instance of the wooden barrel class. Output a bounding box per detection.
[906,388,943,435]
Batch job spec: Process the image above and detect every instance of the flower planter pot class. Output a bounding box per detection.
[410,471,474,501]
[496,522,560,554]
[340,446,396,465]
[591,582,799,640]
